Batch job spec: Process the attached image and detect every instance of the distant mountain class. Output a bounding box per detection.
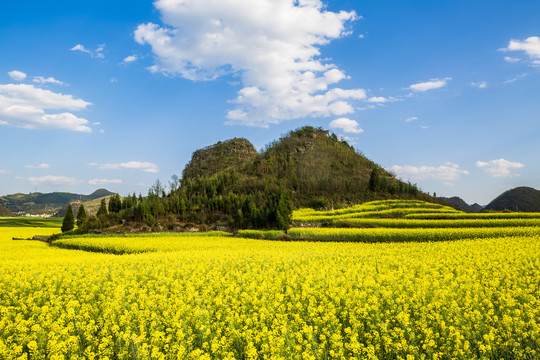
[470,203,484,213]
[437,196,483,213]
[0,188,115,215]
[55,194,117,218]
[484,186,540,212]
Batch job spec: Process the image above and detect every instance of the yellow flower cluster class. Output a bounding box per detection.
[331,217,540,228]
[288,226,540,242]
[1,222,540,359]
[293,200,460,223]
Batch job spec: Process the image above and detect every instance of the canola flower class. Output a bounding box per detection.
[293,200,461,223]
[330,217,540,228]
[1,221,540,359]
[287,226,540,242]
[406,212,540,220]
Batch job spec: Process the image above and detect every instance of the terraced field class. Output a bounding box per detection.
[1,201,539,359]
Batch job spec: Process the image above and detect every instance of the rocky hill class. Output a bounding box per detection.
[180,126,434,209]
[182,138,258,180]
[484,186,540,212]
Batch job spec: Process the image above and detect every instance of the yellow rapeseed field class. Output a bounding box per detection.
[1,218,539,359]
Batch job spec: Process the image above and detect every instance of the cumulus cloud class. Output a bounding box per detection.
[471,81,487,88]
[329,117,363,133]
[89,178,123,185]
[390,162,469,181]
[28,175,81,186]
[25,163,50,169]
[409,78,451,92]
[33,76,64,85]
[0,169,9,174]
[88,161,159,173]
[501,36,540,66]
[122,55,138,63]
[8,70,27,81]
[134,0,363,127]
[367,96,388,103]
[0,84,92,132]
[405,116,418,122]
[71,44,90,53]
[476,158,524,178]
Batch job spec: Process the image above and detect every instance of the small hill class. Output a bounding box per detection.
[470,203,484,212]
[87,188,115,200]
[438,196,482,213]
[484,186,540,212]
[0,189,115,215]
[179,126,433,209]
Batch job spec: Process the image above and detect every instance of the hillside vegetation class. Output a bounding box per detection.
[55,195,117,218]
[0,201,13,216]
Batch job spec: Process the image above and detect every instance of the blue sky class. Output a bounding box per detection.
[0,0,539,205]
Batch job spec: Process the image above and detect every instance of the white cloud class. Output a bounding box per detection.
[71,43,105,58]
[504,56,520,63]
[95,44,105,59]
[329,117,363,134]
[89,161,159,173]
[501,36,540,66]
[71,44,90,53]
[504,73,528,84]
[8,70,27,81]
[33,76,64,85]
[25,163,50,169]
[337,134,358,145]
[28,175,81,186]
[390,162,469,181]
[0,83,92,132]
[0,169,9,174]
[135,0,363,127]
[409,78,451,92]
[471,81,487,88]
[89,178,123,185]
[405,116,418,122]
[123,55,138,63]
[367,96,388,103]
[476,158,524,178]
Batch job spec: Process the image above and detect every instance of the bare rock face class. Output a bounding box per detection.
[182,138,258,180]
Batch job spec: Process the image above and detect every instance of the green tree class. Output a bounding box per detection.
[108,194,122,213]
[76,204,88,227]
[276,190,292,231]
[369,168,380,192]
[97,198,108,217]
[62,204,75,232]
